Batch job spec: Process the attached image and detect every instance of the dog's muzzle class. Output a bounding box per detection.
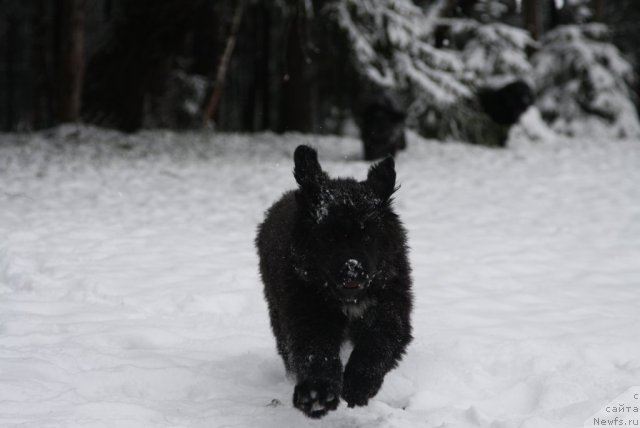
[337,259,370,300]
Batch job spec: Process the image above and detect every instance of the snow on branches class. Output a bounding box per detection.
[533,24,640,139]
[326,1,639,144]
[325,0,535,145]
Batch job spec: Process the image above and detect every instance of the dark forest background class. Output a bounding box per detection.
[1,0,638,138]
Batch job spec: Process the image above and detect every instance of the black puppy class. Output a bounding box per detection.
[256,145,413,418]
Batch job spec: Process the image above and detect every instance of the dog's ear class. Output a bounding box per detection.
[293,145,324,189]
[367,156,396,200]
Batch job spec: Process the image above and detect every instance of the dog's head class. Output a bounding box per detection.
[292,145,399,304]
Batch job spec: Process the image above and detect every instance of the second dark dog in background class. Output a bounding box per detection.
[359,91,408,161]
[478,80,534,127]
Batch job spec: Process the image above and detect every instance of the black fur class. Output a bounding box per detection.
[478,80,534,126]
[360,91,408,161]
[256,145,413,418]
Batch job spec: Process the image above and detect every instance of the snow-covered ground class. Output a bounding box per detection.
[1,125,639,428]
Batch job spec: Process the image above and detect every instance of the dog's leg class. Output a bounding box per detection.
[283,294,345,418]
[342,299,412,407]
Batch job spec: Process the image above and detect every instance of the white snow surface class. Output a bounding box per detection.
[1,126,639,427]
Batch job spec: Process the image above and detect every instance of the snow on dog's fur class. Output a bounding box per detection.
[256,145,413,418]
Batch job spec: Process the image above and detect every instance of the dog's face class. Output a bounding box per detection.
[292,145,397,304]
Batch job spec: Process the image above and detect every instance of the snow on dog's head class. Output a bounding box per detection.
[291,145,402,304]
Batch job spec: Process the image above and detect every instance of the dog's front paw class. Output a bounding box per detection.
[293,379,341,418]
[342,367,384,408]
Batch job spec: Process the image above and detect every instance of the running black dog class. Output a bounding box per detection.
[256,145,413,418]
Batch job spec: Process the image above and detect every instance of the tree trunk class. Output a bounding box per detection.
[548,0,559,30]
[522,0,539,40]
[58,0,86,122]
[593,0,605,22]
[202,0,246,127]
[4,19,16,130]
[281,9,315,132]
[32,0,54,128]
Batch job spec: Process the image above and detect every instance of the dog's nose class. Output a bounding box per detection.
[337,259,368,296]
[340,259,365,279]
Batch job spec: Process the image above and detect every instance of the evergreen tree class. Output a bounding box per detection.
[533,24,640,138]
[326,0,534,145]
